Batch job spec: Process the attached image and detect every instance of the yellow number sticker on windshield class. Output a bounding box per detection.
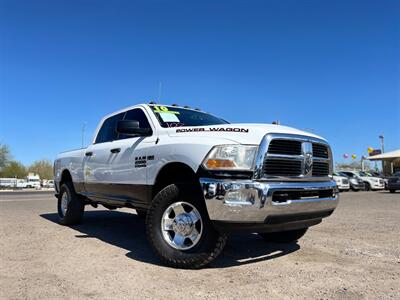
[153,105,180,114]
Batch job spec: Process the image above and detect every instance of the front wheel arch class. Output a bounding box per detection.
[152,162,200,199]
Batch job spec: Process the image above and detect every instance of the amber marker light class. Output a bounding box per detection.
[206,159,236,169]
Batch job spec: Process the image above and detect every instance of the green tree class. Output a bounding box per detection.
[0,144,11,171]
[1,161,27,178]
[28,159,53,179]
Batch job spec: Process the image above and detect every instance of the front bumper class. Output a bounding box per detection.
[370,182,385,190]
[337,183,350,190]
[200,178,339,227]
[387,182,400,190]
[350,182,365,190]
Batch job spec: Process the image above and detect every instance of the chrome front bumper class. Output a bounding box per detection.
[200,178,339,223]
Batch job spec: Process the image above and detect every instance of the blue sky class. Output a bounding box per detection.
[0,0,399,166]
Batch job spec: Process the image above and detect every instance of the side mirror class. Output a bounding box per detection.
[116,120,151,136]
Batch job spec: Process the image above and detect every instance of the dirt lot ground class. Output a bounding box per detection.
[0,190,399,299]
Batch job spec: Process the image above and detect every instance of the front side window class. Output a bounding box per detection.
[119,108,152,139]
[341,172,355,178]
[358,171,370,177]
[149,105,229,128]
[95,112,125,144]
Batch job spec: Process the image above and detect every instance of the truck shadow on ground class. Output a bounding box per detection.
[40,210,300,268]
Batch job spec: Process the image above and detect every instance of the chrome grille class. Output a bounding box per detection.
[267,140,302,155]
[263,159,302,176]
[257,134,332,180]
[342,178,349,184]
[312,143,329,158]
[312,162,329,176]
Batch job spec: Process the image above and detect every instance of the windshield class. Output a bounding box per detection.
[149,105,229,128]
[340,172,356,178]
[358,171,372,177]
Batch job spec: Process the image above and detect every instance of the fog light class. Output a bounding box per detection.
[207,183,217,197]
[224,190,255,206]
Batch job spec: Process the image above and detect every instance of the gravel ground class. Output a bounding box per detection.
[0,190,399,299]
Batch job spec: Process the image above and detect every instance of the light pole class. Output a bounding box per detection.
[379,134,385,172]
[379,135,384,153]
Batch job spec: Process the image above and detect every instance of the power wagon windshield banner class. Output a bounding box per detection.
[176,127,249,133]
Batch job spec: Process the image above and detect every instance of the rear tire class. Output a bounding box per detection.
[146,183,227,269]
[258,228,308,243]
[57,182,85,225]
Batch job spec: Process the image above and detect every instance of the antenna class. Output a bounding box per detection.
[81,122,86,148]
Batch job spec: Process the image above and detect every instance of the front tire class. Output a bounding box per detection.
[146,183,227,269]
[135,208,147,218]
[57,182,85,225]
[258,228,308,243]
[364,182,370,191]
[390,189,396,193]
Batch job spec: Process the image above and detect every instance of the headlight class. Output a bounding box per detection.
[202,145,258,171]
[350,178,358,184]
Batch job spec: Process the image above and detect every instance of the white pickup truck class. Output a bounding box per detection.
[54,104,338,268]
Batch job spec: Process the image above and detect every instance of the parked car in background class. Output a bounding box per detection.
[356,171,385,191]
[0,178,18,188]
[368,171,389,189]
[387,172,400,193]
[333,172,350,192]
[42,180,55,188]
[338,171,365,191]
[26,173,41,189]
[16,179,28,188]
[0,178,28,189]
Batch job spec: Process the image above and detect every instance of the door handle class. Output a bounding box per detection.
[110,148,121,154]
[85,151,93,157]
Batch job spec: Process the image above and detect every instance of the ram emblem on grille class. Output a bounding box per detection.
[303,142,313,176]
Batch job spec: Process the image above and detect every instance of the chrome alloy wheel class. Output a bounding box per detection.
[161,202,203,250]
[60,192,70,217]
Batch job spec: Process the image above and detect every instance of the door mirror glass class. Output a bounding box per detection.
[116,120,151,136]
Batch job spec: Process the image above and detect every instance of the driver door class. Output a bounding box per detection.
[84,108,155,206]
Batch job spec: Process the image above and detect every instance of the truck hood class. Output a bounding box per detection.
[166,123,326,145]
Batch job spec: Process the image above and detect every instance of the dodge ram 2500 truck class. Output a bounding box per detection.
[54,104,338,268]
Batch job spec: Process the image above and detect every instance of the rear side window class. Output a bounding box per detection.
[95,112,125,144]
